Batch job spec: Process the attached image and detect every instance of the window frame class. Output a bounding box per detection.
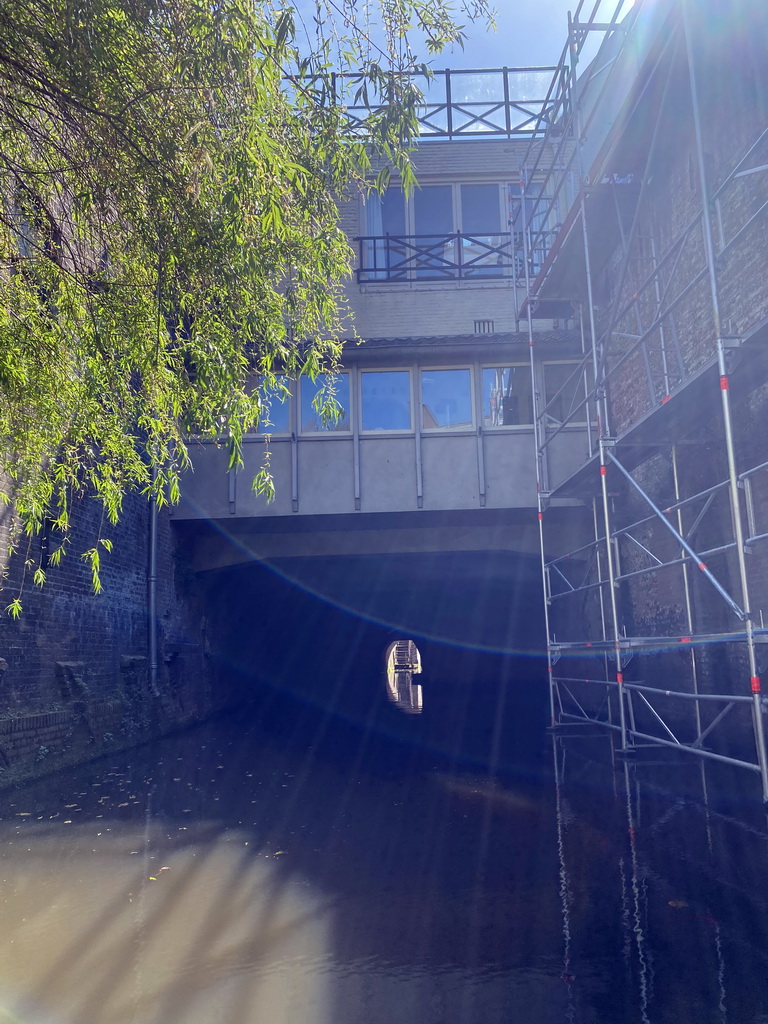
[249,374,294,438]
[298,371,353,436]
[358,367,415,435]
[419,365,476,433]
[480,363,534,430]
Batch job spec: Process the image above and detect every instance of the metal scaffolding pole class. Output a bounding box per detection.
[683,0,768,802]
[521,170,558,727]
[671,443,703,740]
[599,441,629,750]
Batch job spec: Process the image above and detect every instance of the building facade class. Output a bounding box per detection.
[176,0,768,794]
[176,69,589,550]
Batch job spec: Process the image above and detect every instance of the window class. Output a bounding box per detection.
[300,373,351,432]
[256,375,291,434]
[362,183,510,281]
[482,366,533,426]
[421,368,473,430]
[360,370,412,431]
[543,362,588,425]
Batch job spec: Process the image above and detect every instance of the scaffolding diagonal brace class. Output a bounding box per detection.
[606,450,745,620]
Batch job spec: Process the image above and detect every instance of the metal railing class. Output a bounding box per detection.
[355,229,558,283]
[330,66,565,140]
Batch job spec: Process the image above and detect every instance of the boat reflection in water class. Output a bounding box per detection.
[384,639,423,714]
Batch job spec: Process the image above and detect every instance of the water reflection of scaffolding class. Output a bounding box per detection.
[551,733,744,1022]
[521,0,768,801]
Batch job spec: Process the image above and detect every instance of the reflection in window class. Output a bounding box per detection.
[421,369,473,430]
[300,373,350,432]
[482,366,532,426]
[365,190,407,280]
[413,185,454,279]
[360,370,412,431]
[257,375,291,434]
[544,363,587,424]
[460,185,504,278]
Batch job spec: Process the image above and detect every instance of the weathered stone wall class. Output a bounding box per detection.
[0,488,222,784]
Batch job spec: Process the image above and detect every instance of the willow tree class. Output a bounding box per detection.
[0,0,492,605]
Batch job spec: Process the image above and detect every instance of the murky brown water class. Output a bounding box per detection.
[1,690,768,1024]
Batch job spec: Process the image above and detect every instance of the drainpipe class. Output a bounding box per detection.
[148,463,160,697]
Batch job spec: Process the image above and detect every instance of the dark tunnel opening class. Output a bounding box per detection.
[201,550,549,775]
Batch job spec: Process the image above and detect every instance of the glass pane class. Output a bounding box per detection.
[461,184,503,277]
[413,185,453,234]
[257,375,291,434]
[449,72,504,105]
[381,190,406,235]
[461,185,501,234]
[300,373,350,432]
[421,369,473,430]
[364,191,406,280]
[482,366,532,426]
[361,371,412,431]
[544,363,586,424]
[413,186,454,279]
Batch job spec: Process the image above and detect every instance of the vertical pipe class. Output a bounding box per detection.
[290,378,299,512]
[445,69,453,141]
[474,360,487,506]
[650,234,672,396]
[522,168,557,726]
[672,443,703,739]
[592,496,612,721]
[684,0,768,801]
[148,464,160,698]
[579,305,595,458]
[414,361,424,508]
[227,466,237,514]
[600,441,629,749]
[502,66,512,138]
[352,364,361,511]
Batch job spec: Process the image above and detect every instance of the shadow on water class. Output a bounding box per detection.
[2,566,768,1022]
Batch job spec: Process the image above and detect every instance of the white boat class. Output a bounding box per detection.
[384,640,423,714]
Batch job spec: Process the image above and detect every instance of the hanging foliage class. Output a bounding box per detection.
[0,0,493,604]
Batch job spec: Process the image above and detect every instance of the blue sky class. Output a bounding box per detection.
[289,1,634,73]
[449,0,634,69]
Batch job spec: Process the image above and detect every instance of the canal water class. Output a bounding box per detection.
[1,660,768,1023]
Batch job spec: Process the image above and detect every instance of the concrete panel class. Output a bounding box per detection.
[421,435,479,510]
[175,443,231,520]
[483,432,537,508]
[297,439,355,514]
[359,437,418,513]
[236,439,293,517]
[546,430,593,493]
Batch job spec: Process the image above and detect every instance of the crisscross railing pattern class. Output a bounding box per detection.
[355,231,518,282]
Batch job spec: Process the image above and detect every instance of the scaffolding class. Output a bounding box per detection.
[516,0,768,801]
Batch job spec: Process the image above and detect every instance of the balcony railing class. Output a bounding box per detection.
[355,231,558,284]
[334,67,565,140]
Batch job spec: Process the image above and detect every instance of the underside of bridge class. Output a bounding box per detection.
[176,505,585,653]
[197,544,550,765]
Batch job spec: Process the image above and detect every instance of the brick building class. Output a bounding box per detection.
[527,0,768,797]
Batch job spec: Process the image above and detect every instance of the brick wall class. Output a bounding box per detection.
[0,487,222,783]
[553,14,768,752]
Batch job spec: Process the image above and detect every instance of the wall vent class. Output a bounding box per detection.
[473,319,495,334]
